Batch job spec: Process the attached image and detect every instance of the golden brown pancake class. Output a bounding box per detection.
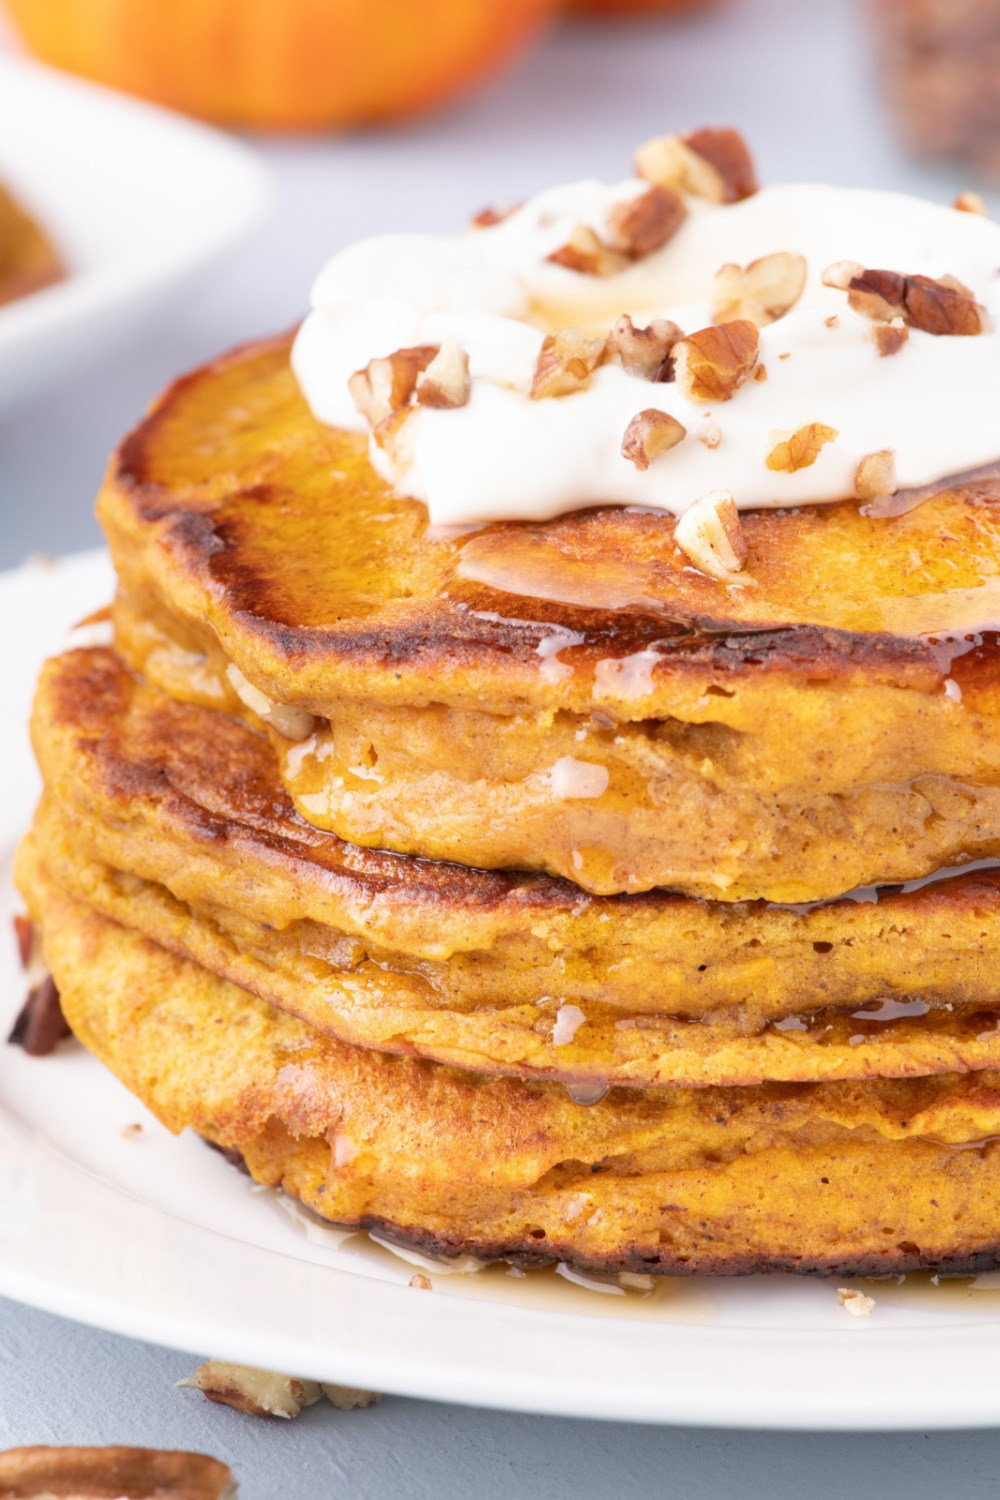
[21,847,1000,1279]
[101,335,1000,898]
[26,644,1000,1089]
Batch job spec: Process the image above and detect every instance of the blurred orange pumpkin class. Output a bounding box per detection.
[570,0,715,14]
[2,0,561,130]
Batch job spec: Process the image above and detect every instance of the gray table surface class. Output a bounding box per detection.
[4,1,1000,1494]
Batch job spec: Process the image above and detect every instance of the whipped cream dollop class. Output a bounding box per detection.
[292,173,1000,525]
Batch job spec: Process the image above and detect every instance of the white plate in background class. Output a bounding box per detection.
[5,551,1000,1431]
[0,56,268,412]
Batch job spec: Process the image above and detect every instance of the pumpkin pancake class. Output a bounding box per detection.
[101,335,1000,899]
[26,643,1000,1090]
[20,847,1000,1279]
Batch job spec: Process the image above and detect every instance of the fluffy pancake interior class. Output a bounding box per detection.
[27,645,1000,1089]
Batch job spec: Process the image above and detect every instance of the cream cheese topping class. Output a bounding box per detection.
[292,179,1000,525]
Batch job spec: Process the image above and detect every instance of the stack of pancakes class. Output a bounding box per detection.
[17,334,1000,1276]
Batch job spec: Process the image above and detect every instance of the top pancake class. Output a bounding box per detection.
[99,333,1000,723]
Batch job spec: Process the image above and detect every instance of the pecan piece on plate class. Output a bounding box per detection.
[7,973,71,1057]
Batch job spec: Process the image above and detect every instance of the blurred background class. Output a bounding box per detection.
[2,0,998,571]
[4,4,1000,1495]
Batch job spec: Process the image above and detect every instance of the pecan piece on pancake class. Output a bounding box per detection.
[0,1444,235,1497]
[530,328,607,398]
[7,973,71,1057]
[673,320,759,402]
[621,408,687,470]
[674,489,748,582]
[416,339,471,409]
[873,321,909,357]
[605,184,686,259]
[712,251,807,327]
[854,448,898,502]
[765,422,838,474]
[348,344,438,426]
[547,223,628,277]
[606,314,682,380]
[635,126,757,203]
[470,201,522,228]
[549,185,685,276]
[825,265,988,336]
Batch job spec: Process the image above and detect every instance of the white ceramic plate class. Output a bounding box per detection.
[5,551,1000,1431]
[0,56,268,412]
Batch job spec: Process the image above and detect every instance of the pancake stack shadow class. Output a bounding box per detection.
[15,335,1000,1278]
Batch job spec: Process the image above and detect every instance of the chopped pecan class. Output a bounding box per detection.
[712,251,807,327]
[621,408,687,470]
[348,345,438,426]
[873,321,909,357]
[954,191,988,216]
[765,423,838,474]
[0,1446,235,1498]
[635,127,757,203]
[321,1384,382,1410]
[821,261,865,292]
[697,414,722,448]
[530,328,607,399]
[854,448,897,501]
[843,268,987,336]
[673,320,759,402]
[179,1361,323,1420]
[674,490,748,582]
[409,1273,433,1290]
[606,314,682,379]
[8,974,71,1057]
[371,405,414,465]
[471,201,522,228]
[606,184,686,258]
[547,223,628,277]
[838,1287,875,1317]
[548,186,684,275]
[416,340,471,409]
